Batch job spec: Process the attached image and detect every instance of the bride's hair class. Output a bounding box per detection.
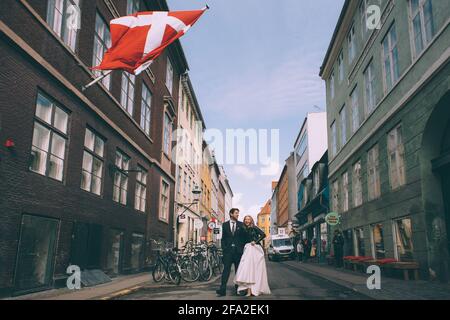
[243,215,255,228]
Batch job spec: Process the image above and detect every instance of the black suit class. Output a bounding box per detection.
[219,220,248,294]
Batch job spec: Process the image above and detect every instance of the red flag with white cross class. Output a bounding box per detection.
[92,7,208,75]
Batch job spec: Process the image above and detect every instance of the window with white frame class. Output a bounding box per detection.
[92,12,111,89]
[166,58,174,95]
[342,171,349,212]
[382,24,400,92]
[367,144,381,200]
[160,180,170,221]
[81,128,105,195]
[140,84,152,136]
[350,87,360,134]
[183,171,187,197]
[409,0,434,59]
[330,72,335,99]
[353,160,363,207]
[332,180,339,212]
[127,0,140,15]
[134,166,147,212]
[348,24,356,63]
[163,112,172,156]
[340,105,347,147]
[121,72,136,116]
[30,93,69,182]
[388,125,406,189]
[47,0,81,51]
[338,51,344,82]
[113,150,130,205]
[364,60,376,115]
[331,121,337,157]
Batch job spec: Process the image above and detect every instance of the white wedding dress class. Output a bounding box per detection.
[234,243,271,296]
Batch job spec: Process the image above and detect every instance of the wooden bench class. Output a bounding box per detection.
[383,261,420,281]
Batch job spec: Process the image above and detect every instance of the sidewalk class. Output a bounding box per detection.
[283,261,450,300]
[5,272,220,300]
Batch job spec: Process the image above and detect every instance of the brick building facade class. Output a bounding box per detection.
[0,0,187,296]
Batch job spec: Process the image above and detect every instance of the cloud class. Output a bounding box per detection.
[232,165,257,180]
[260,160,281,177]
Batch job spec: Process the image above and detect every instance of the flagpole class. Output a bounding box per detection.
[82,70,113,91]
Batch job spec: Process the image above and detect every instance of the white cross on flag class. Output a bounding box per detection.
[93,7,207,75]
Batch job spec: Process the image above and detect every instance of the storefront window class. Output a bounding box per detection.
[320,223,328,255]
[106,229,123,274]
[394,218,414,261]
[343,229,354,256]
[131,233,144,270]
[354,227,365,257]
[14,215,59,292]
[372,223,385,259]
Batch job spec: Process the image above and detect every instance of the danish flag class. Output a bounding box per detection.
[93,7,208,75]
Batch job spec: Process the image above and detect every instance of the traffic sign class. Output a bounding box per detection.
[214,228,220,235]
[194,219,203,230]
[208,221,216,230]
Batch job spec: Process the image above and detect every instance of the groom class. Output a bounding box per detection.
[216,208,248,297]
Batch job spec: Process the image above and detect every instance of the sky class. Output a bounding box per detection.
[168,0,345,222]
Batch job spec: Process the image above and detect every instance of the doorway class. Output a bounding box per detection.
[14,215,59,294]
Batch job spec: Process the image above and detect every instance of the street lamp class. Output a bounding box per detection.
[174,185,202,248]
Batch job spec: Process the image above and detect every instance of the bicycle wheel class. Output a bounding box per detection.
[168,264,181,285]
[180,259,200,282]
[199,258,213,281]
[152,261,165,282]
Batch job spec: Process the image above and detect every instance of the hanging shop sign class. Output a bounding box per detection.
[325,212,340,226]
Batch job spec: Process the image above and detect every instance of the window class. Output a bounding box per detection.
[371,223,385,259]
[177,167,182,194]
[364,60,376,114]
[163,113,172,156]
[30,93,69,182]
[113,150,130,205]
[409,0,434,58]
[354,227,365,256]
[342,171,349,212]
[388,125,406,189]
[92,13,111,89]
[140,84,152,136]
[348,24,356,63]
[47,0,80,51]
[352,161,363,207]
[121,72,136,115]
[382,24,400,92]
[332,180,339,212]
[160,180,170,221]
[166,58,174,95]
[296,132,308,164]
[360,0,369,40]
[81,128,105,195]
[330,72,335,99]
[394,217,414,261]
[183,171,187,197]
[131,233,144,270]
[338,51,344,82]
[367,144,381,200]
[331,121,337,157]
[340,105,347,146]
[313,168,320,196]
[134,166,147,212]
[350,87,360,134]
[127,0,140,15]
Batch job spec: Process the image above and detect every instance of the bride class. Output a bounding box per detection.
[234,215,271,297]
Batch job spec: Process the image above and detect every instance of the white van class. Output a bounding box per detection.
[267,235,295,261]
